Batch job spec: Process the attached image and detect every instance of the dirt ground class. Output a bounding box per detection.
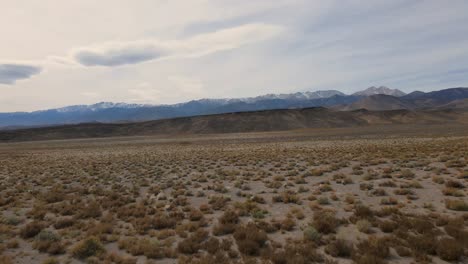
[0,126,467,264]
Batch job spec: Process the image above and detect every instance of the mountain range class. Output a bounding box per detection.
[1,86,467,129]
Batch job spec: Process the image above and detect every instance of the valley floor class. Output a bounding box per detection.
[0,125,467,263]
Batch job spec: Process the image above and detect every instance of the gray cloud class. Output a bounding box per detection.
[71,23,283,67]
[0,63,42,84]
[74,44,169,67]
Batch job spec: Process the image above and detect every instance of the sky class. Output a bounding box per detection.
[1,0,468,112]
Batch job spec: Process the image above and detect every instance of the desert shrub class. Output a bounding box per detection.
[436,238,464,261]
[445,199,468,211]
[359,183,373,191]
[20,221,44,238]
[380,197,398,205]
[379,220,397,233]
[199,204,212,213]
[6,240,19,249]
[280,217,296,231]
[209,196,231,210]
[432,176,445,184]
[189,210,204,221]
[408,233,437,255]
[400,169,415,179]
[270,241,323,264]
[395,246,411,257]
[312,210,339,234]
[317,196,329,205]
[445,180,465,189]
[33,230,65,254]
[41,258,59,264]
[234,200,262,217]
[178,252,230,264]
[53,217,75,229]
[444,220,468,246]
[178,229,209,255]
[202,237,220,254]
[213,210,239,236]
[72,237,105,259]
[442,188,464,197]
[28,204,47,220]
[153,214,177,229]
[353,254,387,264]
[355,236,390,260]
[394,188,414,195]
[303,226,321,242]
[379,181,397,187]
[3,216,21,226]
[0,256,13,264]
[104,253,138,264]
[310,168,324,176]
[326,239,353,257]
[79,201,102,218]
[376,207,399,218]
[42,186,66,203]
[353,205,374,220]
[356,219,372,233]
[256,220,278,233]
[119,237,167,259]
[371,188,387,196]
[233,223,268,256]
[272,191,301,204]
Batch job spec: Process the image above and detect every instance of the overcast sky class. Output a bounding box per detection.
[1,0,468,112]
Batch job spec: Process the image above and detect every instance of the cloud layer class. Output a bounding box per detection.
[72,23,283,67]
[1,0,468,112]
[0,63,42,84]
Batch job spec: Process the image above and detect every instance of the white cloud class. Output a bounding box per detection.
[81,92,101,99]
[167,75,204,95]
[72,23,283,67]
[128,82,162,103]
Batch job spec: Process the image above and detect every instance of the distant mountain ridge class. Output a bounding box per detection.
[338,87,468,111]
[0,86,467,128]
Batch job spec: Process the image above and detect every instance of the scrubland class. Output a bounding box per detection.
[0,129,467,263]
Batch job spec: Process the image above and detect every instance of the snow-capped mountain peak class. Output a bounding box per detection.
[352,86,406,97]
[54,102,150,113]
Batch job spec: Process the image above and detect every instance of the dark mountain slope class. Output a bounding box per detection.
[1,107,466,142]
[401,87,468,108]
[338,87,468,111]
[338,94,416,111]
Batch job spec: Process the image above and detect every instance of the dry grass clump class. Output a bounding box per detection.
[356,219,372,233]
[270,241,323,263]
[20,221,44,239]
[445,199,468,211]
[325,239,353,258]
[272,191,301,204]
[445,179,465,189]
[436,238,464,261]
[213,210,239,235]
[177,229,209,255]
[71,237,105,259]
[118,237,171,259]
[303,226,321,242]
[378,220,397,233]
[233,222,268,256]
[32,230,65,254]
[353,236,390,264]
[312,210,339,234]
